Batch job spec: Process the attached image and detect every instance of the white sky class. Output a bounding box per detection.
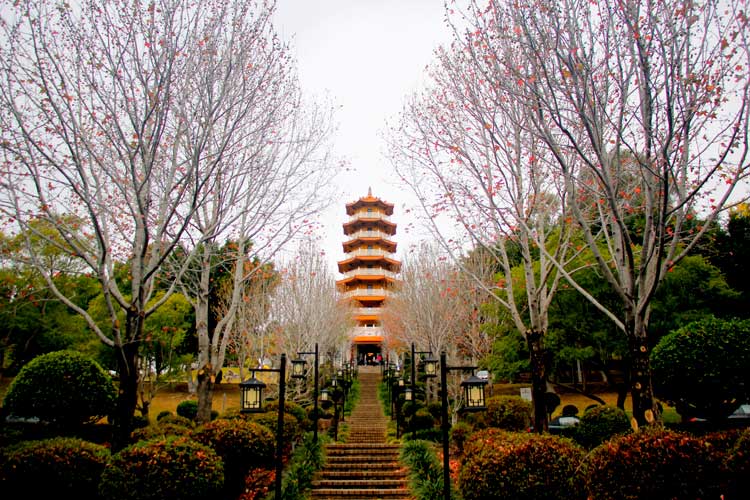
[273,1,454,274]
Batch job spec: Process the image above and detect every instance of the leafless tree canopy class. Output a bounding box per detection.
[389,0,749,426]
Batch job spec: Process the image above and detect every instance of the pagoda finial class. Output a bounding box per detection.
[367,187,372,197]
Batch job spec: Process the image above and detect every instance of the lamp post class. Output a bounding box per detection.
[412,342,436,401]
[239,353,287,500]
[438,351,488,500]
[292,343,319,443]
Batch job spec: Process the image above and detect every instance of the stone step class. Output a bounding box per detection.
[325,455,400,465]
[317,470,408,480]
[312,479,408,488]
[322,461,403,471]
[310,488,412,499]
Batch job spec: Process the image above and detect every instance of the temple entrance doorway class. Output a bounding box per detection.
[354,343,382,366]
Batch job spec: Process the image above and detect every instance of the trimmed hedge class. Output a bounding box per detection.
[582,428,724,500]
[129,423,193,443]
[459,428,585,500]
[98,436,224,500]
[192,418,275,498]
[0,437,110,500]
[484,395,533,431]
[574,405,632,449]
[175,400,199,420]
[2,350,116,427]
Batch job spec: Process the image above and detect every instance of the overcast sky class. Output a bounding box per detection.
[273,1,454,273]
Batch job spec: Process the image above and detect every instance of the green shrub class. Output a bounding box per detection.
[725,428,750,500]
[574,405,631,449]
[98,436,223,500]
[278,433,326,500]
[155,413,195,428]
[2,350,116,427]
[449,421,473,457]
[251,411,304,447]
[401,440,450,500]
[651,316,750,421]
[484,395,533,431]
[459,428,584,500]
[192,418,275,498]
[408,408,436,432]
[0,437,110,500]
[131,414,150,429]
[156,410,173,421]
[267,400,309,429]
[583,428,724,500]
[175,399,199,420]
[129,423,192,443]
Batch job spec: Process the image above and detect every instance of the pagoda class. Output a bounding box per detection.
[337,188,401,365]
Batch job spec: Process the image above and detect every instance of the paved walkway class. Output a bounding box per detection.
[310,366,412,499]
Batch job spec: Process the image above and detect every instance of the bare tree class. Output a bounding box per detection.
[387,27,580,431]
[165,0,337,423]
[269,239,352,401]
[381,242,497,422]
[458,0,750,427]
[0,0,234,448]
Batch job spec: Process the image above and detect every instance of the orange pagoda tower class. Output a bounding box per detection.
[337,189,401,365]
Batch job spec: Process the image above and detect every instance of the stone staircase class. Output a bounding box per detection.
[310,367,412,500]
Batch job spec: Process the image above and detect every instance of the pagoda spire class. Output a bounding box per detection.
[367,186,372,197]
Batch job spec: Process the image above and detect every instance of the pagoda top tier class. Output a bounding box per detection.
[345,187,394,216]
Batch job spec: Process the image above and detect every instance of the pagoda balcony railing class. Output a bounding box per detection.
[345,230,394,241]
[342,288,394,299]
[351,326,384,337]
[354,307,383,316]
[349,212,391,222]
[342,268,398,279]
[346,249,396,259]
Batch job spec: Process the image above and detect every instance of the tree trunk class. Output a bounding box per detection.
[196,365,216,423]
[111,340,140,452]
[628,326,659,428]
[526,330,548,433]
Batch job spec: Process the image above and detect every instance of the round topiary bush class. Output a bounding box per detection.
[192,418,275,498]
[98,436,223,500]
[267,400,309,429]
[582,428,724,500]
[651,316,750,422]
[574,405,632,449]
[2,350,116,428]
[251,411,304,447]
[408,408,436,433]
[154,413,195,428]
[0,437,110,500]
[129,423,193,443]
[175,400,199,421]
[459,428,585,500]
[484,395,533,431]
[156,410,173,421]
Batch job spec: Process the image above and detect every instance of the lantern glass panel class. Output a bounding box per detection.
[291,359,306,378]
[423,358,438,377]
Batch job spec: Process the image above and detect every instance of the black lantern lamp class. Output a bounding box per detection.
[337,368,344,378]
[239,375,267,413]
[461,374,488,411]
[404,387,413,402]
[331,376,338,388]
[320,388,330,402]
[397,377,405,387]
[291,358,307,379]
[423,355,439,378]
